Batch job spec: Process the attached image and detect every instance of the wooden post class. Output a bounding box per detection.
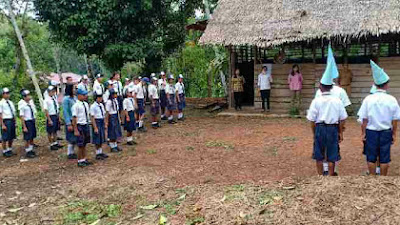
[312,41,316,64]
[227,45,235,109]
[301,43,305,62]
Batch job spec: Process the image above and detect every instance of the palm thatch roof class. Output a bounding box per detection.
[199,0,400,47]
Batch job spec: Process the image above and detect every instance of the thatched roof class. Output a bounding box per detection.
[199,0,400,47]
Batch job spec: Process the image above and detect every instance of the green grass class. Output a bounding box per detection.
[186,216,205,225]
[283,136,297,142]
[186,146,195,151]
[258,190,284,206]
[60,200,121,225]
[205,140,234,150]
[223,185,246,201]
[146,149,157,154]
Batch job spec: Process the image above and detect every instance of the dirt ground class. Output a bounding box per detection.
[1,110,400,224]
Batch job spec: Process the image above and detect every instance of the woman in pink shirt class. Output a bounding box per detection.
[288,64,303,110]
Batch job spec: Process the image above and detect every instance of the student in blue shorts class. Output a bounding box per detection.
[0,88,16,157]
[19,90,38,158]
[358,61,400,176]
[105,89,123,152]
[123,87,137,145]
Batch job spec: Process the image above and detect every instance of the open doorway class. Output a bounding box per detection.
[236,61,254,106]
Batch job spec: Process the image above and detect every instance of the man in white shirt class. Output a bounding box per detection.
[158,71,168,120]
[0,88,16,157]
[20,90,37,158]
[307,46,348,176]
[149,77,161,128]
[111,72,124,112]
[258,66,273,112]
[44,86,62,151]
[358,60,400,176]
[123,77,132,97]
[315,82,351,108]
[77,75,90,91]
[90,90,109,160]
[72,88,91,167]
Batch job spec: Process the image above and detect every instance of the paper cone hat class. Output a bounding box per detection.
[321,45,339,85]
[370,60,389,85]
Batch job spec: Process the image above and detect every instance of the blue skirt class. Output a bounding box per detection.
[167,94,176,111]
[76,124,90,147]
[137,98,146,115]
[1,119,16,141]
[124,111,137,132]
[178,94,186,111]
[108,114,122,140]
[160,90,167,108]
[92,119,106,145]
[65,124,77,144]
[46,115,60,134]
[150,99,160,116]
[23,120,37,141]
[117,96,124,112]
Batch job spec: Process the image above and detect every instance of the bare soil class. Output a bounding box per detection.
[1,111,400,224]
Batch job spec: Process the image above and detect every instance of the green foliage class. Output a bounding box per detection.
[162,44,228,97]
[121,61,145,80]
[61,200,122,224]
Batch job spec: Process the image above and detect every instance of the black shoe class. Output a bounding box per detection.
[333,172,338,176]
[117,146,123,152]
[57,137,63,141]
[84,160,93,165]
[33,144,39,148]
[26,151,35,158]
[111,147,119,153]
[323,171,328,176]
[56,143,64,148]
[156,123,161,128]
[151,125,158,129]
[77,161,88,167]
[127,141,135,146]
[100,153,109,158]
[178,117,184,121]
[168,120,175,124]
[50,145,59,151]
[68,154,78,160]
[96,154,104,160]
[161,116,168,121]
[138,127,147,133]
[3,151,13,158]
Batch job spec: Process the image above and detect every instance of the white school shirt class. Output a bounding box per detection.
[113,80,123,96]
[315,85,351,107]
[93,80,105,94]
[123,97,136,112]
[19,101,36,121]
[18,99,35,112]
[307,92,348,124]
[165,83,176,95]
[257,73,273,90]
[158,78,167,91]
[357,90,400,131]
[43,96,60,116]
[0,99,16,119]
[90,102,105,119]
[77,82,89,91]
[148,84,159,99]
[105,98,119,115]
[71,100,90,125]
[133,84,145,99]
[175,82,185,95]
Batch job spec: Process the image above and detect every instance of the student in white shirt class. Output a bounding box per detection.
[0,88,16,157]
[123,78,132,97]
[166,74,177,124]
[44,86,62,151]
[148,77,161,128]
[133,77,146,131]
[90,90,109,160]
[257,66,273,112]
[307,46,348,176]
[93,74,105,98]
[77,75,90,92]
[175,74,186,120]
[103,80,115,103]
[158,71,168,120]
[111,72,124,113]
[72,88,92,167]
[358,60,400,176]
[105,89,123,153]
[123,88,137,145]
[19,90,37,158]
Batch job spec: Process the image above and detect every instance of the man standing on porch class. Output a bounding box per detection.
[257,66,273,112]
[232,69,245,111]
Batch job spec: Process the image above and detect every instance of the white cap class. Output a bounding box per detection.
[152,77,158,82]
[50,80,60,86]
[94,89,103,96]
[160,71,166,76]
[151,73,156,77]
[96,73,103,78]
[83,75,88,80]
[125,77,131,81]
[168,74,174,80]
[48,85,55,91]
[2,88,10,94]
[22,90,30,96]
[178,74,184,79]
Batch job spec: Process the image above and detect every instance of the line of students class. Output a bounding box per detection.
[0,72,187,168]
[307,45,400,176]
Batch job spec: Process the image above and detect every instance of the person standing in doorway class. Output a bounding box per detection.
[232,69,245,111]
[288,64,303,111]
[258,66,273,112]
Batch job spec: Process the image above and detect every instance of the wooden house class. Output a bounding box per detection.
[199,0,400,114]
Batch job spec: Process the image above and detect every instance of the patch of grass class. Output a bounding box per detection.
[186,216,205,225]
[264,146,279,156]
[205,140,234,151]
[186,146,195,151]
[223,185,246,201]
[146,149,157,154]
[258,190,284,206]
[60,200,122,224]
[161,193,187,215]
[283,136,297,142]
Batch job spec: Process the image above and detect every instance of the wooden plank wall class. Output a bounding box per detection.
[253,57,400,114]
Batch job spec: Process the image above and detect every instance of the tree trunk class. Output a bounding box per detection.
[6,0,44,110]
